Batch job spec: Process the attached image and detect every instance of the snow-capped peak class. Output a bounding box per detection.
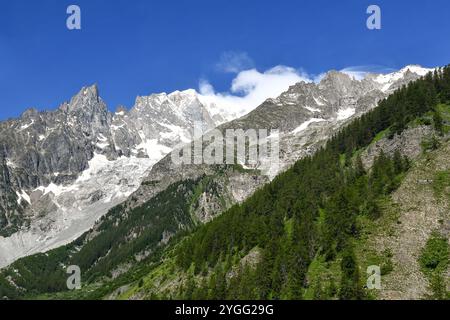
[398,65,434,76]
[371,65,435,92]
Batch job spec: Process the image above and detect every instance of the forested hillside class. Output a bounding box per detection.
[118,66,450,300]
[0,167,259,299]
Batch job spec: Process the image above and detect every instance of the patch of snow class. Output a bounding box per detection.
[18,120,35,131]
[304,105,321,113]
[403,65,433,76]
[111,124,125,130]
[77,153,110,182]
[313,97,325,106]
[6,158,17,169]
[337,108,356,120]
[373,65,435,92]
[292,118,326,134]
[36,183,67,197]
[96,142,109,149]
[97,134,107,142]
[134,139,172,162]
[15,190,31,205]
[160,123,191,143]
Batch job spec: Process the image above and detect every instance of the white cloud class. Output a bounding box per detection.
[340,65,396,80]
[198,57,399,119]
[312,72,327,83]
[199,65,311,116]
[216,51,254,73]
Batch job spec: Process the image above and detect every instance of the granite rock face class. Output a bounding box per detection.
[0,85,239,267]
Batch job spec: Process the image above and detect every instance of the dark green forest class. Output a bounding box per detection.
[0,177,205,298]
[172,66,450,300]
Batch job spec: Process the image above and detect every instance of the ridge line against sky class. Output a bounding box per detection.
[1,60,426,120]
[1,0,449,119]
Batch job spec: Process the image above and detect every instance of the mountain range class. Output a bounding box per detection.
[0,64,437,275]
[0,66,436,266]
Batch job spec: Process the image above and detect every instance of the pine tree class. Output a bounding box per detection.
[433,109,444,136]
[339,247,363,300]
[270,254,284,300]
[312,277,325,300]
[184,273,196,300]
[429,274,447,300]
[326,277,338,298]
[238,265,258,299]
[403,155,411,171]
[193,276,209,300]
[212,264,227,300]
[355,154,366,177]
[393,150,404,175]
[429,135,441,151]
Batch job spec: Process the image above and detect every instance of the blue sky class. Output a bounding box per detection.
[0,0,449,119]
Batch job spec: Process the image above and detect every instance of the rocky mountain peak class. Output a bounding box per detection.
[318,70,355,91]
[369,65,434,93]
[114,105,128,116]
[169,88,198,98]
[322,70,352,81]
[61,84,103,113]
[134,89,200,110]
[20,108,39,120]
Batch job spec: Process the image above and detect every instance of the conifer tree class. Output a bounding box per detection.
[339,247,363,300]
[433,109,444,136]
